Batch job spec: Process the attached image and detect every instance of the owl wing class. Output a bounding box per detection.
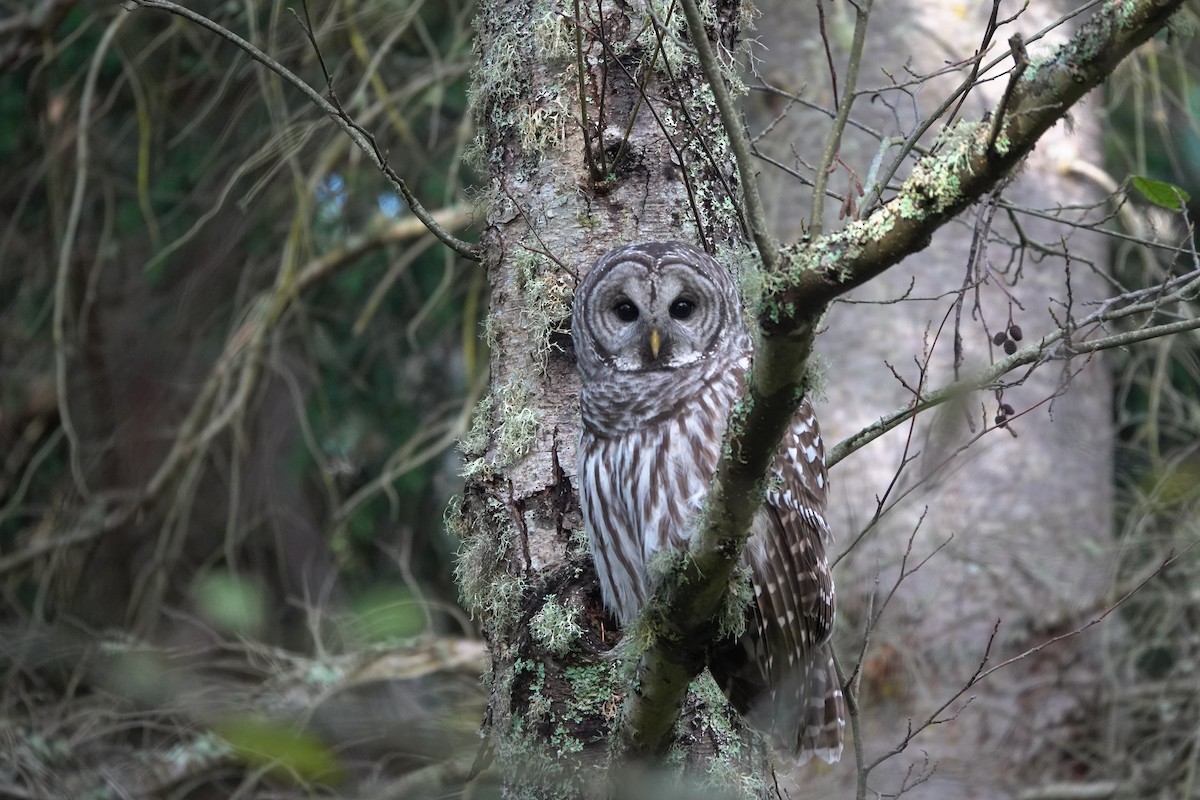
[710,399,845,764]
[762,400,835,655]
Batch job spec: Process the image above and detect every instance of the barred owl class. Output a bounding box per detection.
[573,241,844,764]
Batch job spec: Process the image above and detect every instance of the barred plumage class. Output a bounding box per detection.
[573,241,844,764]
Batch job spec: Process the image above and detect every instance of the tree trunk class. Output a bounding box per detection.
[456,0,772,795]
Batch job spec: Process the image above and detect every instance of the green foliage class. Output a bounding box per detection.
[1129,174,1191,208]
[0,0,481,645]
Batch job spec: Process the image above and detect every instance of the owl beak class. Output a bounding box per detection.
[649,328,662,360]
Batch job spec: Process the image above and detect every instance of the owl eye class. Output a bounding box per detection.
[669,298,695,320]
[613,301,639,322]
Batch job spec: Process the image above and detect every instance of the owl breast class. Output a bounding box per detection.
[578,361,744,622]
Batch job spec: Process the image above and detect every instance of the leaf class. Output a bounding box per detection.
[1130,176,1191,210]
[214,715,345,785]
[193,570,267,637]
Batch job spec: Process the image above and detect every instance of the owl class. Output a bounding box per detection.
[573,241,844,764]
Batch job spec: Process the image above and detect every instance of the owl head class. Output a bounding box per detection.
[573,242,747,380]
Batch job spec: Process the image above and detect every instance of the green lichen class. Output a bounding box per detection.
[450,494,524,634]
[459,376,541,479]
[992,131,1012,157]
[546,662,624,759]
[513,249,573,370]
[563,663,622,721]
[468,0,596,172]
[568,526,591,559]
[468,1,577,169]
[458,394,494,463]
[498,715,574,798]
[802,351,829,403]
[664,672,773,799]
[894,120,984,220]
[517,90,573,154]
[494,658,616,797]
[458,393,496,482]
[495,375,541,463]
[467,17,530,165]
[530,595,584,656]
[531,6,575,62]
[517,658,552,722]
[631,0,695,72]
[715,564,752,640]
[859,203,899,241]
[724,244,764,311]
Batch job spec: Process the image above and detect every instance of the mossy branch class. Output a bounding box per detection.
[617,0,1185,760]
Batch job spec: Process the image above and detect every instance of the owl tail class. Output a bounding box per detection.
[790,648,846,765]
[711,641,846,765]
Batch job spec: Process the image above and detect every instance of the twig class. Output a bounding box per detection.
[573,0,603,181]
[944,1,1004,127]
[775,0,1188,323]
[811,0,872,236]
[829,290,1200,468]
[987,34,1029,154]
[678,0,777,270]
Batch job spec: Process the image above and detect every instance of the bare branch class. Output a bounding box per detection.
[811,0,872,235]
[830,268,1200,467]
[677,0,778,271]
[772,0,1186,322]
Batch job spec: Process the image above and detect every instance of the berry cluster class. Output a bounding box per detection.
[994,401,1017,428]
[992,323,1024,355]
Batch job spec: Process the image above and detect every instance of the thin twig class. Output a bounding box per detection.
[811,0,872,236]
[829,272,1200,468]
[55,13,127,501]
[986,34,1030,154]
[678,0,777,269]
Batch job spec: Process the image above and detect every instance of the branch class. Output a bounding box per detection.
[124,1,481,262]
[616,0,1185,759]
[677,0,778,271]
